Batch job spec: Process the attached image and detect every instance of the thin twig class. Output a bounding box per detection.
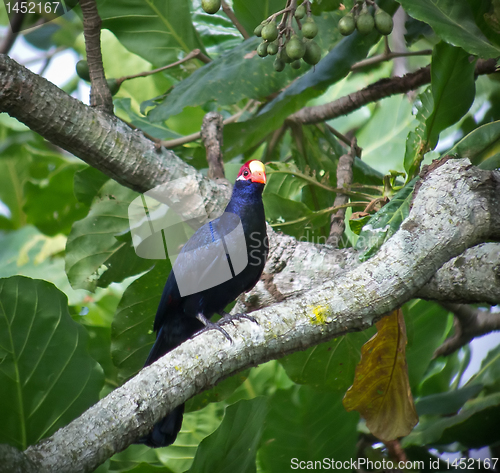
[271,200,370,228]
[351,49,432,71]
[0,11,25,54]
[160,103,252,149]
[221,0,250,39]
[116,49,209,86]
[434,303,500,358]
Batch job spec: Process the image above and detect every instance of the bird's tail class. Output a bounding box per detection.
[137,316,203,448]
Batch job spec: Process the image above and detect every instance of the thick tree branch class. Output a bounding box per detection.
[0,54,498,306]
[434,304,500,358]
[2,159,498,473]
[289,59,498,125]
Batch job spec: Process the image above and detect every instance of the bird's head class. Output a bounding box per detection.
[236,160,266,185]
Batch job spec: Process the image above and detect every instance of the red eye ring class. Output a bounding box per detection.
[243,170,250,177]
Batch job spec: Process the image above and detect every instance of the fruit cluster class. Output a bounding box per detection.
[254,2,321,72]
[338,1,393,37]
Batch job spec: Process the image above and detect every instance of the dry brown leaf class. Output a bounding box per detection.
[343,309,418,441]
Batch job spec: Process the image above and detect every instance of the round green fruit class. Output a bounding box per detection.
[254,24,263,37]
[107,79,121,96]
[201,0,221,14]
[374,10,393,35]
[291,60,301,69]
[261,20,279,42]
[356,12,375,35]
[76,60,90,81]
[338,14,355,36]
[280,48,294,63]
[302,18,318,39]
[267,41,279,55]
[257,41,269,57]
[303,40,321,65]
[273,57,286,72]
[286,35,306,60]
[295,4,306,20]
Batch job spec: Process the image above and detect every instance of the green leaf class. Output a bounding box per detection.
[74,166,110,207]
[355,179,417,261]
[279,331,375,392]
[404,300,451,390]
[186,371,250,412]
[24,160,87,236]
[97,0,206,67]
[223,30,382,158]
[0,226,86,305]
[415,384,483,416]
[426,42,476,148]
[65,179,152,291]
[468,344,500,392]
[232,0,284,33]
[446,119,500,165]
[396,0,500,58]
[0,276,103,450]
[111,261,168,381]
[187,398,268,473]
[146,37,304,122]
[259,386,358,471]
[403,392,500,448]
[404,88,434,179]
[115,98,182,141]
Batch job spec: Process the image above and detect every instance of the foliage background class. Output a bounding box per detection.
[1,0,500,471]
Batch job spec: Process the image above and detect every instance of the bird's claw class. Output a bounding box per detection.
[218,311,258,326]
[195,313,233,343]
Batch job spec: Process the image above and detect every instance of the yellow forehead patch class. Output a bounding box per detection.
[249,160,265,174]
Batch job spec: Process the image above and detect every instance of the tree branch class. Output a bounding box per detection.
[0,54,498,307]
[201,111,226,180]
[434,304,500,358]
[2,159,498,473]
[80,0,114,113]
[289,59,498,125]
[327,137,357,246]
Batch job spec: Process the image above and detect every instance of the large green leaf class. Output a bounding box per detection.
[65,179,152,291]
[468,344,500,392]
[0,226,86,305]
[97,0,206,67]
[0,276,103,450]
[426,42,476,148]
[279,331,374,392]
[188,397,268,473]
[396,0,500,58]
[403,392,500,449]
[403,300,451,390]
[259,386,358,471]
[446,120,500,164]
[355,178,417,261]
[24,158,87,236]
[111,261,167,381]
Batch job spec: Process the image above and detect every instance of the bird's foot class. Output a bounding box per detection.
[195,313,232,343]
[218,310,258,326]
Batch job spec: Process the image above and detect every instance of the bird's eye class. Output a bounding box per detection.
[243,170,250,177]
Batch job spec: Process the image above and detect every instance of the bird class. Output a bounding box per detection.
[138,159,268,448]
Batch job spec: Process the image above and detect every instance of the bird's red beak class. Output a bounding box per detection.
[249,161,266,184]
